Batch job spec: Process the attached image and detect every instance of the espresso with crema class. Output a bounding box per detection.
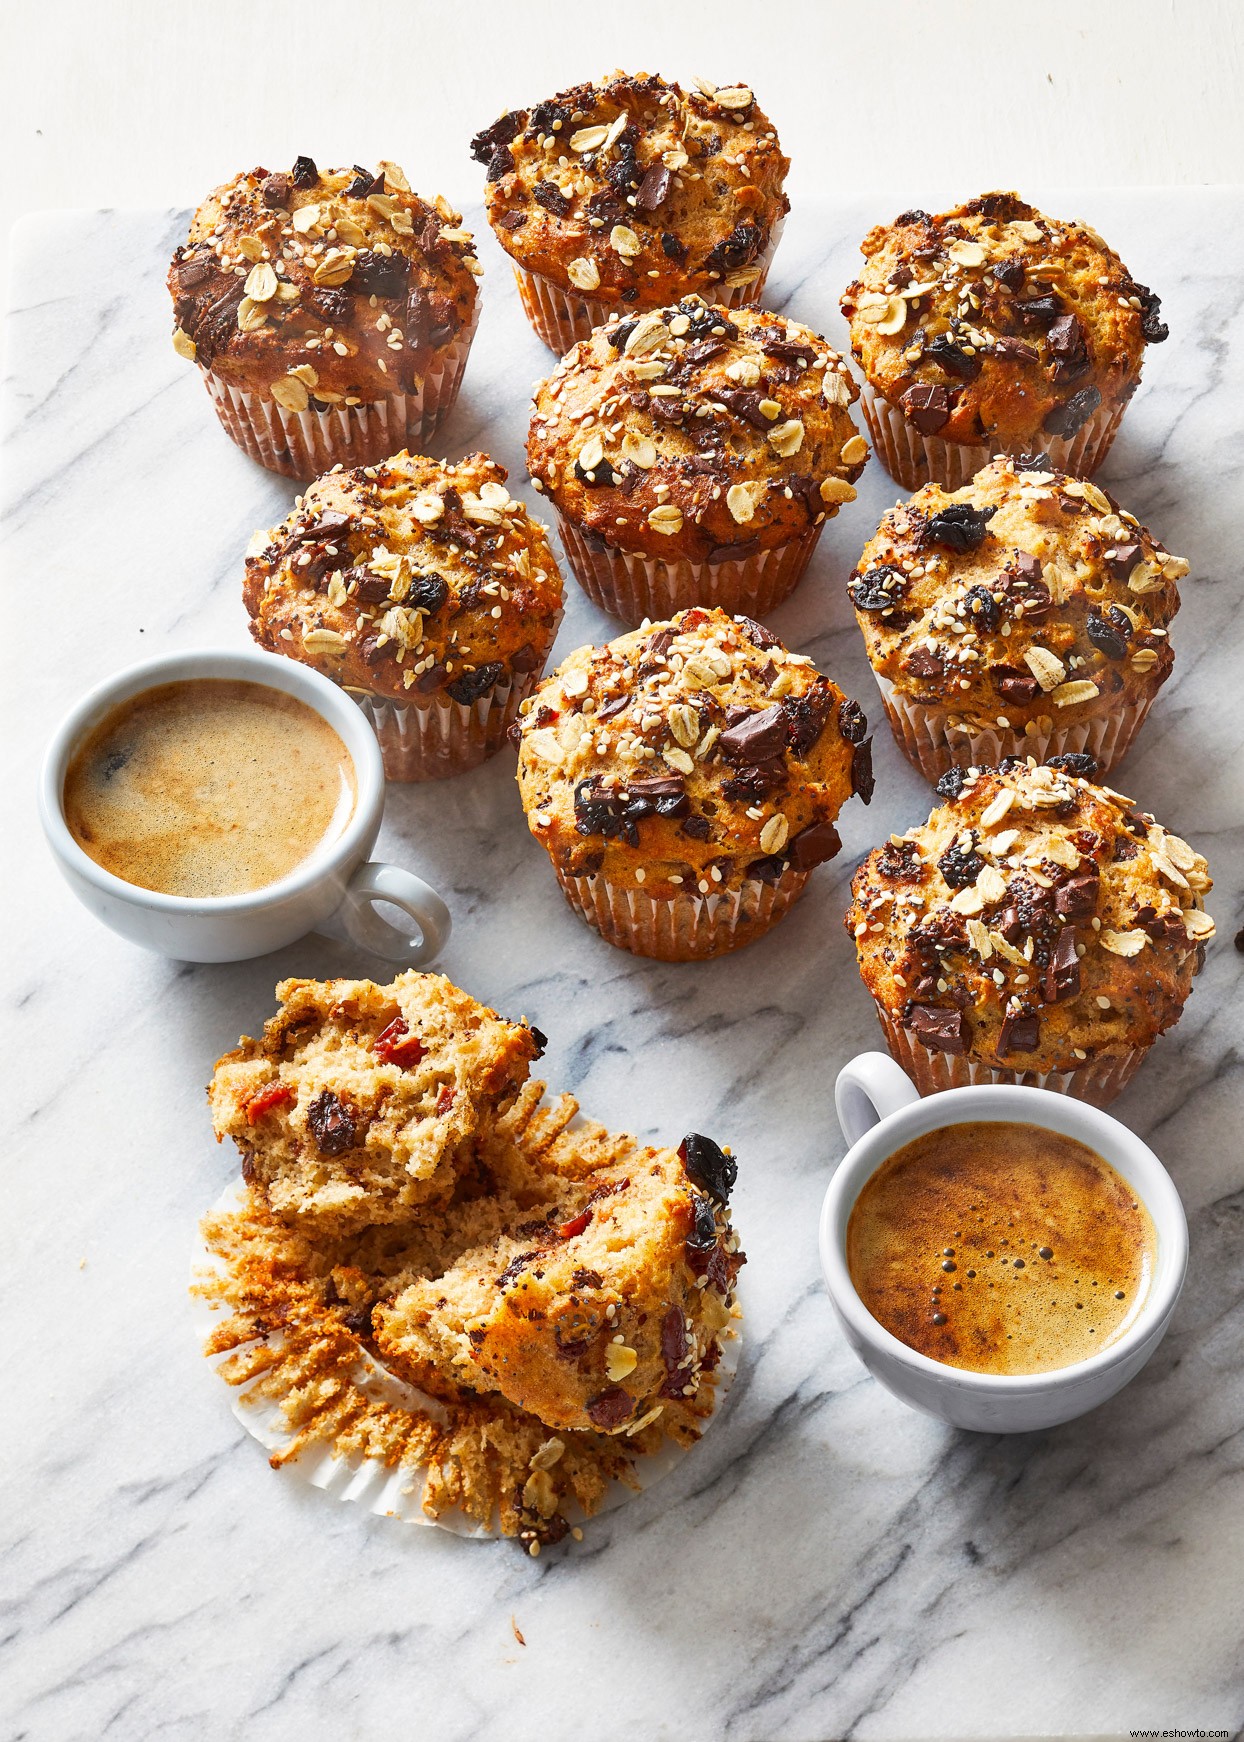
[63,680,356,898]
[847,1122,1155,1375]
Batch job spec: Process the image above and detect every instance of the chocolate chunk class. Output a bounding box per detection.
[679,1133,737,1203]
[533,179,571,216]
[899,384,952,433]
[485,145,513,183]
[1043,926,1081,1002]
[925,502,996,552]
[446,662,503,705]
[1086,606,1131,660]
[1043,385,1102,438]
[586,1386,634,1429]
[573,779,638,847]
[852,738,875,804]
[349,566,392,604]
[907,644,946,681]
[1047,311,1087,364]
[908,1005,967,1055]
[623,776,688,819]
[719,704,788,764]
[469,112,523,165]
[661,231,688,261]
[635,161,672,211]
[288,510,352,544]
[291,155,318,188]
[707,538,760,564]
[991,335,1039,362]
[345,165,385,198]
[643,627,674,661]
[681,815,712,841]
[998,1011,1040,1056]
[849,563,907,612]
[838,698,868,743]
[659,1303,691,1398]
[496,211,527,232]
[1047,751,1099,779]
[734,613,780,651]
[938,834,985,888]
[789,820,842,871]
[1054,872,1100,919]
[715,387,772,429]
[260,173,291,209]
[307,1089,358,1156]
[1104,542,1144,580]
[416,661,449,693]
[994,904,1023,944]
[994,666,1042,705]
[1014,293,1062,329]
[747,853,790,885]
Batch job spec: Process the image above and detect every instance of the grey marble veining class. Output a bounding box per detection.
[1,192,1241,1742]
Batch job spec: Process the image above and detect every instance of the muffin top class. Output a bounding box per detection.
[470,72,788,308]
[849,457,1186,731]
[840,192,1167,447]
[515,606,872,898]
[244,451,564,707]
[527,298,867,562]
[847,759,1214,1074]
[169,158,480,403]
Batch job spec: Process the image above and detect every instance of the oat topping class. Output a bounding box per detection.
[527,298,866,561]
[842,192,1165,445]
[847,759,1213,1074]
[473,72,789,309]
[848,457,1184,734]
[169,159,480,404]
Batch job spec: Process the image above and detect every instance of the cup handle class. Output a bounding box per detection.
[834,1052,920,1149]
[317,861,451,968]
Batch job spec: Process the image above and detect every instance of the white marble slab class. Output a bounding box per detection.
[2,192,1241,1742]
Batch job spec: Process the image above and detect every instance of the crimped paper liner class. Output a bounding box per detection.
[512,218,786,354]
[556,863,810,961]
[872,1000,1147,1108]
[191,1180,740,1540]
[350,651,555,784]
[556,514,820,627]
[199,301,480,480]
[859,380,1128,492]
[872,673,1154,785]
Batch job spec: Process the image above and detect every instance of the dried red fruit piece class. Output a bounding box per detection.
[435,1085,456,1117]
[245,1082,293,1124]
[556,1210,592,1241]
[373,1015,428,1067]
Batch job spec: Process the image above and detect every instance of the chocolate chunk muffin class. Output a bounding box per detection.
[841,192,1167,490]
[471,72,789,352]
[209,971,543,1235]
[199,973,743,1548]
[846,759,1214,1104]
[514,605,873,960]
[244,450,564,780]
[527,297,867,624]
[849,457,1187,782]
[169,157,481,478]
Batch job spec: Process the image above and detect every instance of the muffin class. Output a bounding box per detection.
[208,971,544,1234]
[471,72,789,352]
[846,758,1214,1105]
[199,974,743,1548]
[514,606,873,960]
[169,157,481,478]
[841,192,1168,491]
[849,457,1187,782]
[527,297,867,624]
[374,1128,741,1436]
[244,450,564,780]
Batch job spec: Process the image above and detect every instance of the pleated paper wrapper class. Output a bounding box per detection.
[350,650,556,784]
[556,862,810,961]
[191,1181,741,1541]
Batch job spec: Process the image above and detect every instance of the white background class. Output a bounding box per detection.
[3,0,1242,263]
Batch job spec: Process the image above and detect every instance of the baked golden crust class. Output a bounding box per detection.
[841,192,1166,448]
[849,458,1186,731]
[846,761,1214,1075]
[471,72,788,310]
[514,606,872,899]
[526,298,866,564]
[169,159,480,404]
[208,972,542,1235]
[243,450,564,707]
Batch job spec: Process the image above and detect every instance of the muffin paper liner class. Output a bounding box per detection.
[872,673,1153,785]
[556,863,810,961]
[512,219,786,354]
[556,514,821,627]
[859,380,1127,493]
[191,1180,740,1541]
[199,301,479,481]
[872,1001,1147,1108]
[349,638,557,783]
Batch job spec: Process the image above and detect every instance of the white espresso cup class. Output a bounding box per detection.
[820,1052,1188,1433]
[39,647,451,966]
